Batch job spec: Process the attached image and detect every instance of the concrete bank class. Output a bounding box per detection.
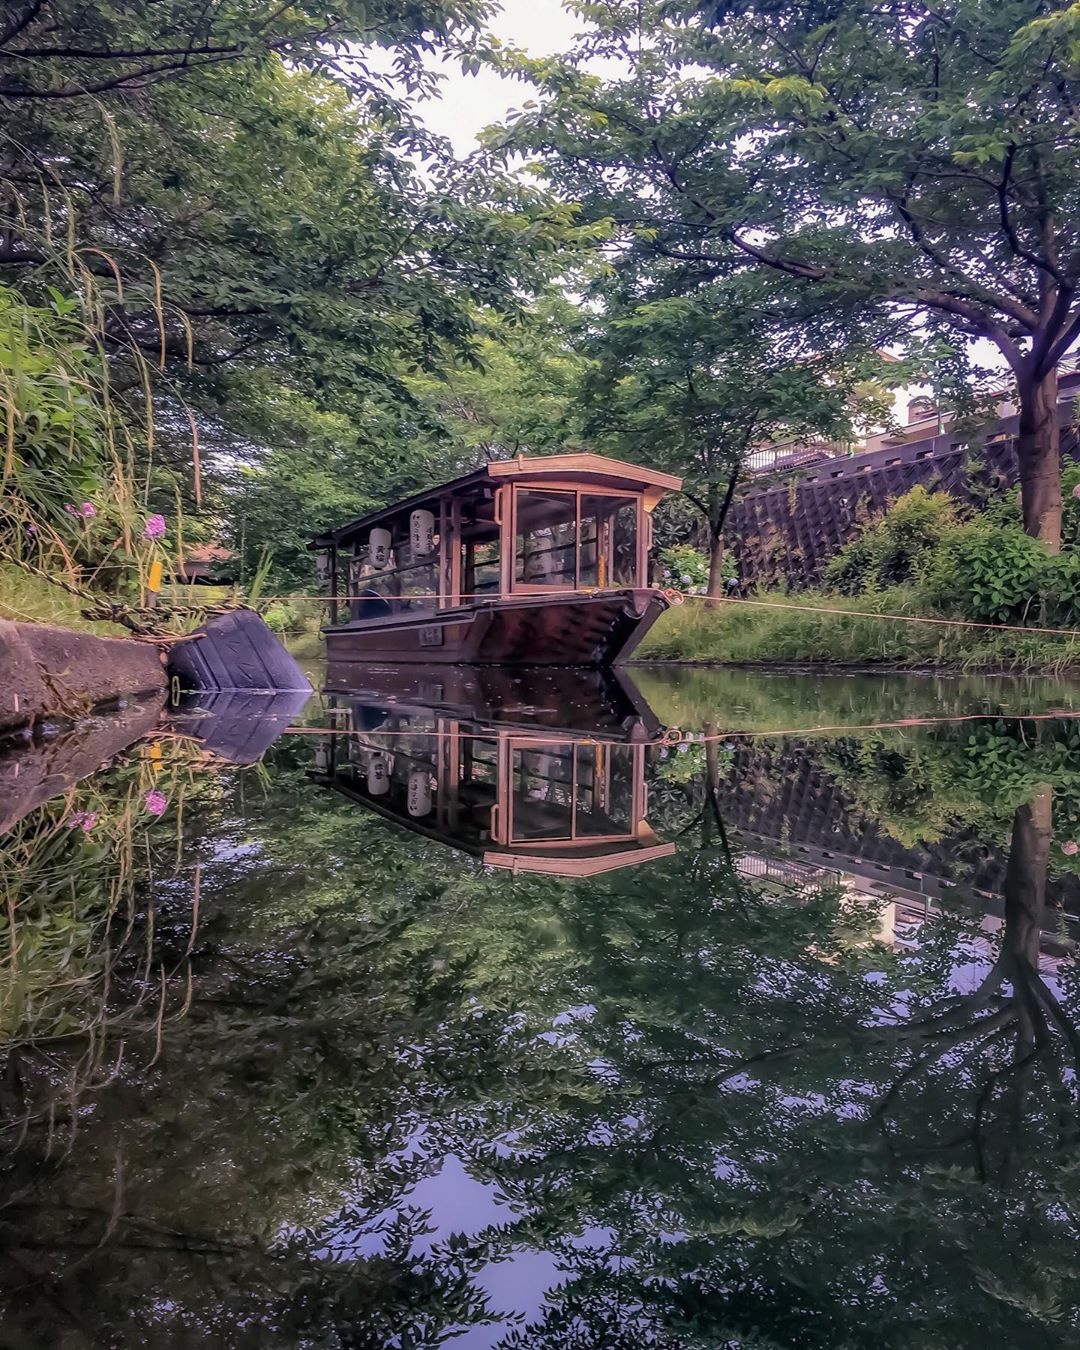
[0,619,167,736]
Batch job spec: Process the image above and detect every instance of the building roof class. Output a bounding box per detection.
[309,453,682,549]
[184,542,234,564]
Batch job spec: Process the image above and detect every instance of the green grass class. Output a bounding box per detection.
[636,586,1080,673]
[0,565,126,636]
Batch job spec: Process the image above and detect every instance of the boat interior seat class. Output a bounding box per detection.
[351,590,393,621]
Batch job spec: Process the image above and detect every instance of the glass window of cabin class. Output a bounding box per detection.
[468,537,501,595]
[513,488,640,591]
[352,517,438,617]
[514,490,577,588]
[579,495,639,588]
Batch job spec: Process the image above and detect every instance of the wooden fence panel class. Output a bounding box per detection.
[728,408,1079,589]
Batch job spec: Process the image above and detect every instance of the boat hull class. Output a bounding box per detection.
[321,589,670,666]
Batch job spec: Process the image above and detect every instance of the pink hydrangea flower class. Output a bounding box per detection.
[1072,483,1080,501]
[1063,840,1078,856]
[64,503,79,516]
[80,501,96,519]
[143,513,166,541]
[144,789,168,817]
[67,810,98,833]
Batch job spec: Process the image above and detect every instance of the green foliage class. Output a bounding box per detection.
[932,521,1053,624]
[639,584,1080,670]
[1,9,594,600]
[575,277,896,540]
[659,542,711,591]
[825,486,960,594]
[506,0,1080,542]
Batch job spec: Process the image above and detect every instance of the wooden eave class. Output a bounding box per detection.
[309,454,682,550]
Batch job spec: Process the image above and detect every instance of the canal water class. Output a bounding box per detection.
[2,666,1080,1348]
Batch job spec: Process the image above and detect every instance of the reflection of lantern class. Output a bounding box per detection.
[369,527,391,570]
[314,551,331,587]
[314,743,331,773]
[410,509,435,557]
[368,751,391,795]
[349,555,364,588]
[407,767,433,817]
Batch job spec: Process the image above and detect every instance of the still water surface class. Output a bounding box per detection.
[2,666,1080,1348]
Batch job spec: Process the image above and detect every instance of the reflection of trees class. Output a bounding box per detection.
[3,743,1080,1347]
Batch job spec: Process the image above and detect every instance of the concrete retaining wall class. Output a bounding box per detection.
[0,619,166,735]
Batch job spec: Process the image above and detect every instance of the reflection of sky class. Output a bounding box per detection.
[311,1146,623,1347]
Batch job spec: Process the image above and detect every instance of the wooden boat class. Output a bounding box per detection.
[309,453,682,665]
[309,668,676,877]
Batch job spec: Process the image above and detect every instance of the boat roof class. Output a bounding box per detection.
[309,453,682,549]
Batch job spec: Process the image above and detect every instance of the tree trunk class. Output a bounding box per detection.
[1017,367,1061,552]
[706,530,726,606]
[705,466,741,608]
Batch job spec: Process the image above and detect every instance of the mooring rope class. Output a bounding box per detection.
[240,588,1080,643]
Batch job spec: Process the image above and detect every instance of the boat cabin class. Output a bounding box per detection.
[309,454,682,666]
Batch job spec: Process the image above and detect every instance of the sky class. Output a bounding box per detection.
[416,0,582,153]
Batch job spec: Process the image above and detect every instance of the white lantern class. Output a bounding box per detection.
[410,509,435,557]
[369,527,391,570]
[368,751,391,795]
[314,743,331,773]
[314,551,331,586]
[407,767,433,817]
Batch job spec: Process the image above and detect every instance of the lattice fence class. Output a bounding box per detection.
[728,406,1079,589]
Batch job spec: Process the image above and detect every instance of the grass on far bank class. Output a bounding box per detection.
[636,586,1080,673]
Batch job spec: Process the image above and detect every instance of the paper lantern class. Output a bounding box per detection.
[369,527,391,570]
[367,752,391,795]
[410,509,435,557]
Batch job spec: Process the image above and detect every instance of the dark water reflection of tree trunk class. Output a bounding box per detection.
[876,784,1080,1183]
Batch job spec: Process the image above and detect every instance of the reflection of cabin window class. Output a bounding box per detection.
[510,743,634,841]
[514,488,639,590]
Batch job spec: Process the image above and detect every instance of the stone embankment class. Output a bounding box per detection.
[0,619,167,736]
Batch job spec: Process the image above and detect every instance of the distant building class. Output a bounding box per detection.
[747,353,1080,480]
[176,542,235,584]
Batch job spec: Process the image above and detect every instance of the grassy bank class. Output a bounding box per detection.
[0,566,125,637]
[636,587,1080,673]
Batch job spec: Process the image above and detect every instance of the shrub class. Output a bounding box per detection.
[659,543,711,592]
[824,486,959,594]
[926,521,1052,624]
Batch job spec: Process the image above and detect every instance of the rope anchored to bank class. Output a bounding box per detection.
[246,586,1080,643]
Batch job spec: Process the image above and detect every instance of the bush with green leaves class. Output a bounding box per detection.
[659,542,709,591]
[927,521,1053,625]
[659,542,735,592]
[824,486,960,594]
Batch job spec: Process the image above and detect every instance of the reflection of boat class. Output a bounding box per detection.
[322,663,663,741]
[309,454,682,666]
[309,669,674,877]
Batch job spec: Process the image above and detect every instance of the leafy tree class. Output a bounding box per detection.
[505,0,1080,550]
[0,0,488,102]
[1,4,595,609]
[579,275,892,596]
